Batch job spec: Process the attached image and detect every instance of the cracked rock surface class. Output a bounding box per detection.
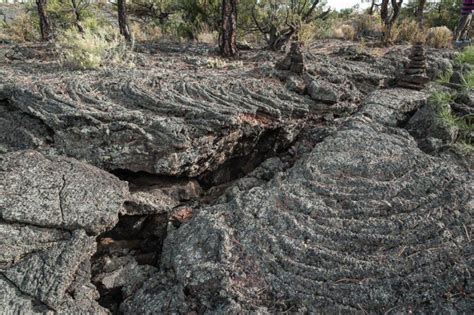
[122,89,473,313]
[0,40,472,314]
[0,150,129,234]
[0,40,453,176]
[0,150,128,313]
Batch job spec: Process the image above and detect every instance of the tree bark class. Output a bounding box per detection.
[219,0,238,57]
[380,0,403,43]
[369,0,376,15]
[416,0,427,30]
[71,0,84,33]
[118,0,131,41]
[36,0,53,41]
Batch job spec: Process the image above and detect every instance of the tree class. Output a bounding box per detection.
[219,0,238,57]
[415,0,427,29]
[36,0,53,41]
[118,0,132,41]
[127,0,174,24]
[252,0,329,51]
[368,0,381,15]
[70,0,86,33]
[178,0,221,39]
[380,0,403,43]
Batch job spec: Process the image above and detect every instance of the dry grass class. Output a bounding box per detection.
[197,31,218,45]
[56,27,135,70]
[352,14,382,39]
[298,23,318,44]
[130,22,162,42]
[206,57,243,69]
[0,12,38,42]
[332,24,356,41]
[426,26,453,48]
[396,20,427,44]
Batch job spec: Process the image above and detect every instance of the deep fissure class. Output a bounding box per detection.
[91,123,307,313]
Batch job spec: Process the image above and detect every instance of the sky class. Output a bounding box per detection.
[326,0,372,10]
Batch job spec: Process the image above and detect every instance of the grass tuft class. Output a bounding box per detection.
[429,91,473,147]
[56,27,135,70]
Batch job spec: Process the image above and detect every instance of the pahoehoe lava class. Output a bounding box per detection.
[0,40,472,314]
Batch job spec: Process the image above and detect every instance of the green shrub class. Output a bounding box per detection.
[430,91,457,127]
[312,18,337,40]
[57,27,135,70]
[352,14,382,39]
[130,21,163,42]
[465,71,474,89]
[456,46,474,65]
[436,69,453,84]
[28,0,97,30]
[424,0,460,30]
[455,47,474,90]
[429,91,473,147]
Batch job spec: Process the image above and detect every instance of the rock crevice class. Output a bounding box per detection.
[0,41,470,314]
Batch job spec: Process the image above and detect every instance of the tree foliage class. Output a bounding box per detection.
[2,0,462,51]
[251,0,330,50]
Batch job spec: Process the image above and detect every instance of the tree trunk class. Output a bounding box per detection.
[118,0,131,41]
[268,26,296,51]
[369,0,376,15]
[36,0,53,41]
[219,0,238,57]
[416,0,427,30]
[380,0,403,44]
[71,0,84,33]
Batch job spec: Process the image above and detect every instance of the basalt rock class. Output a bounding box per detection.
[0,150,129,313]
[1,40,470,314]
[122,89,473,313]
[276,41,305,74]
[0,150,129,234]
[0,41,454,178]
[407,103,459,145]
[398,44,430,90]
[0,68,310,177]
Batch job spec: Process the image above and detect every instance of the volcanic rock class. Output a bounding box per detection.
[407,103,459,144]
[0,151,129,313]
[276,41,305,74]
[398,43,430,90]
[0,40,470,314]
[121,89,473,313]
[306,79,341,104]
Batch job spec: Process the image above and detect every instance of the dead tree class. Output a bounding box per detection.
[219,0,238,57]
[36,0,53,41]
[118,0,131,41]
[252,0,330,51]
[415,0,427,30]
[380,0,403,43]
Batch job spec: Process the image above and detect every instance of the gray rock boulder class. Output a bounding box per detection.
[0,150,129,313]
[357,88,427,126]
[306,79,341,103]
[0,71,310,177]
[0,99,53,153]
[407,103,459,144]
[0,150,129,234]
[122,89,473,313]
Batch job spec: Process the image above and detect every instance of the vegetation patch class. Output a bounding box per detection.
[56,27,135,70]
[429,90,473,153]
